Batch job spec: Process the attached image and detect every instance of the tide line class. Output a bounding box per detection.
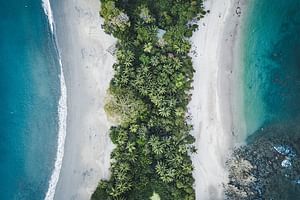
[42,0,68,200]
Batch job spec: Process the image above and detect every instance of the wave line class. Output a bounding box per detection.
[42,0,68,200]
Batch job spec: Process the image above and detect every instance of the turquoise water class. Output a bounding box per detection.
[0,0,60,199]
[243,0,300,134]
[242,0,300,198]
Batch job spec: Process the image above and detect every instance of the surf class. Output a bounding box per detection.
[42,0,68,199]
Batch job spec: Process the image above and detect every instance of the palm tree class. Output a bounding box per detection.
[116,171,127,181]
[126,142,136,154]
[116,49,126,61]
[109,186,121,198]
[150,55,160,67]
[173,57,182,70]
[149,136,164,155]
[119,162,130,173]
[124,51,134,67]
[157,166,175,183]
[158,106,171,117]
[129,153,137,162]
[182,163,193,175]
[174,44,182,54]
[119,74,129,85]
[166,168,176,181]
[116,130,128,146]
[116,181,131,193]
[139,54,150,65]
[151,94,163,107]
[178,144,188,154]
[144,43,153,53]
[155,161,166,176]
[169,154,183,166]
[153,145,164,155]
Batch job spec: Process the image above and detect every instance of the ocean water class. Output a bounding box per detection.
[0,0,62,199]
[243,0,300,135]
[242,0,300,198]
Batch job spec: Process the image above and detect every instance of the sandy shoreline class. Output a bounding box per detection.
[189,0,247,199]
[52,0,115,199]
[49,0,249,199]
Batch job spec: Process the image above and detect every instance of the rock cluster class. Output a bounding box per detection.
[225,123,300,199]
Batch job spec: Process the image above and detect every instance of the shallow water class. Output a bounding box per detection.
[243,0,300,134]
[0,0,60,199]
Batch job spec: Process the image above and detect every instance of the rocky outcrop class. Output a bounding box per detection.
[225,123,300,200]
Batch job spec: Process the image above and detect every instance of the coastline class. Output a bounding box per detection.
[48,0,248,199]
[51,0,115,199]
[189,0,247,199]
[42,1,68,199]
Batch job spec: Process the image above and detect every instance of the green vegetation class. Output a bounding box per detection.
[150,192,161,200]
[92,0,205,199]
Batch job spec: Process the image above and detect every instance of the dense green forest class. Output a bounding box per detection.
[92,0,205,199]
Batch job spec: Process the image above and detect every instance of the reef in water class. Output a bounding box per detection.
[225,122,300,200]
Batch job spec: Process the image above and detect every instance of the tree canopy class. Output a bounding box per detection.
[92,0,205,199]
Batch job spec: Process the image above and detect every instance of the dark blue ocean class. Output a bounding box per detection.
[0,0,60,199]
[243,0,300,134]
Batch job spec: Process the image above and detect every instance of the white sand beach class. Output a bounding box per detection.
[189,0,247,199]
[52,0,115,199]
[50,0,249,199]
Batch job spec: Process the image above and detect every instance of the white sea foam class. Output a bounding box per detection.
[42,0,68,200]
[42,0,54,33]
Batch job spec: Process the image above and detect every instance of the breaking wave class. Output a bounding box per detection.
[42,0,67,199]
